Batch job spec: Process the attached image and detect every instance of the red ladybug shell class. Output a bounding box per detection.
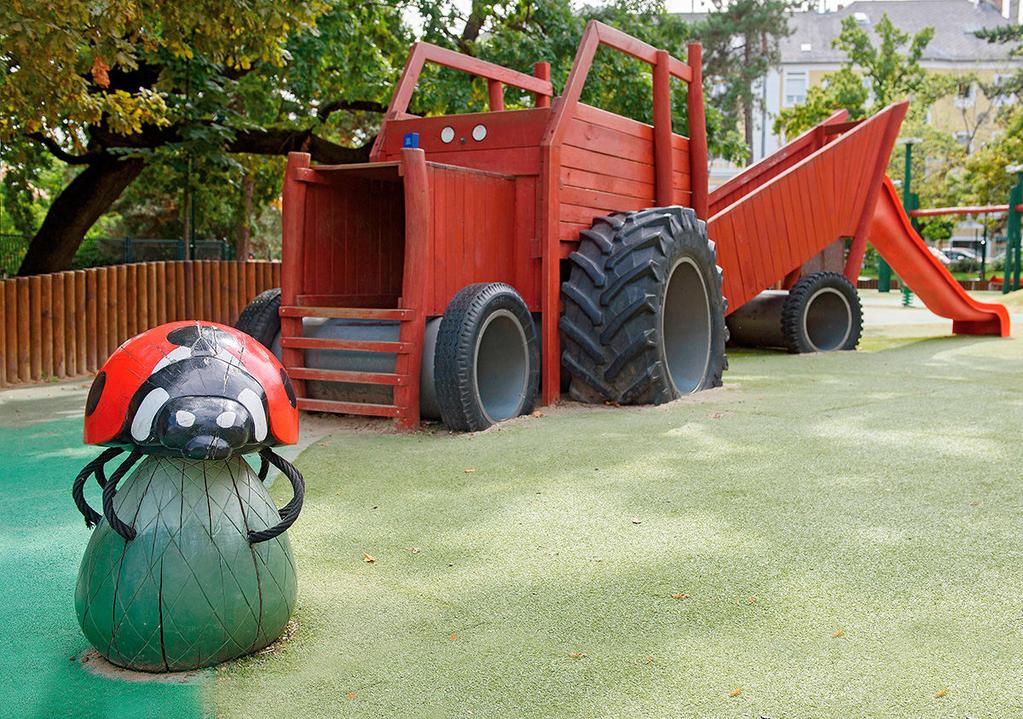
[84,321,298,450]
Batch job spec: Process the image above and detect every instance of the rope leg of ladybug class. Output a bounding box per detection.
[92,447,304,544]
[71,447,124,528]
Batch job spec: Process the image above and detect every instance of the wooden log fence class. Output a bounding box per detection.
[0,260,280,387]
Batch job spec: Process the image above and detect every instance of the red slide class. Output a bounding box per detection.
[870,176,1010,337]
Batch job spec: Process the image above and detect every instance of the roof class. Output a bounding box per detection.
[780,0,1016,64]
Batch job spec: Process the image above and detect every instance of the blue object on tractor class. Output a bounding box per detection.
[403,132,420,149]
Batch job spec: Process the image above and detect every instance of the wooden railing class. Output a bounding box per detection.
[0,260,280,387]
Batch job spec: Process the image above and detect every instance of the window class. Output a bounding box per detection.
[783,71,808,107]
[954,81,976,109]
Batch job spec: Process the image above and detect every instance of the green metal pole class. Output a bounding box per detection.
[1009,169,1022,292]
[881,143,914,293]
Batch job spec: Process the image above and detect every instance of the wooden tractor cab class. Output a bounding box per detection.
[236,21,729,430]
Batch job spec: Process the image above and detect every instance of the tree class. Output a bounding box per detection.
[960,24,1023,208]
[1,0,410,274]
[700,0,797,163]
[774,13,934,139]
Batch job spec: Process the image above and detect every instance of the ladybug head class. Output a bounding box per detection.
[84,321,299,459]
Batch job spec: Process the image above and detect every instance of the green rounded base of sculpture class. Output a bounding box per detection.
[75,455,298,672]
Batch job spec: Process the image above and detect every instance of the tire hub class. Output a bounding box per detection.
[661,257,712,395]
[473,309,530,424]
[803,287,852,352]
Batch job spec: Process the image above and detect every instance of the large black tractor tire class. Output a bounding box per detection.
[434,283,540,432]
[781,272,862,353]
[560,207,728,405]
[235,288,282,350]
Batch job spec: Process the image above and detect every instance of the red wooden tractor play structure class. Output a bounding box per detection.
[237,21,1009,431]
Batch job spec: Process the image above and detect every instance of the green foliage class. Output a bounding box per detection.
[774,13,934,138]
[701,0,797,158]
[0,0,323,141]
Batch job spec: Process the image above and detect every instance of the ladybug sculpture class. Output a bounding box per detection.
[71,322,305,672]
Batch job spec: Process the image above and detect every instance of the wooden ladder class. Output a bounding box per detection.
[279,305,422,426]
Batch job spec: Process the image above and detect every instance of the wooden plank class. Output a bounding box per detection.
[17,278,30,381]
[561,166,654,201]
[175,262,186,320]
[5,281,17,383]
[564,117,654,165]
[63,273,75,376]
[561,145,654,185]
[286,367,408,385]
[280,306,414,321]
[560,203,617,226]
[209,261,221,323]
[0,283,6,386]
[116,265,128,343]
[95,269,108,365]
[281,336,412,353]
[75,272,86,373]
[561,186,651,215]
[106,266,118,356]
[147,262,159,329]
[40,274,53,379]
[296,397,403,417]
[413,147,540,177]
[85,270,98,372]
[29,276,42,381]
[52,273,65,378]
[156,261,168,325]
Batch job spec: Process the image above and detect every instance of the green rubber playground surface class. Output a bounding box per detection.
[5,291,1023,718]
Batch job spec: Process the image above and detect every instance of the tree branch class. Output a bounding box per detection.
[227,128,375,164]
[316,99,387,122]
[28,133,102,165]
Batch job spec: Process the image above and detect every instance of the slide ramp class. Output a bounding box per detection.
[870,176,1009,336]
[708,103,907,312]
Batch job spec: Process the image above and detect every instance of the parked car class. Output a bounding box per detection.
[944,248,979,263]
[928,246,951,265]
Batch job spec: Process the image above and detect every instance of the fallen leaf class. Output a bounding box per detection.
[728,687,742,698]
[362,552,376,563]
[346,691,357,701]
[748,596,757,605]
[631,517,642,524]
[464,467,477,474]
[569,651,587,659]
[710,411,724,419]
[531,410,544,418]
[91,55,110,88]
[935,689,948,698]
[832,628,845,638]
[406,547,421,554]
[645,655,654,665]
[449,632,458,641]
[69,656,76,662]
[671,593,690,600]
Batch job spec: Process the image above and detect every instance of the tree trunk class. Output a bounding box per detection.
[237,172,254,260]
[18,154,145,276]
[743,37,754,165]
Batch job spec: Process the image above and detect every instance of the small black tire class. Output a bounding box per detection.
[434,283,540,432]
[235,288,282,350]
[781,272,862,353]
[560,206,728,405]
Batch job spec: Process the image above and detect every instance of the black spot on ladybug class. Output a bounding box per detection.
[167,324,238,355]
[281,368,297,408]
[85,371,106,416]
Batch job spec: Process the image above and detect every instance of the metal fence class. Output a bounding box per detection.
[1,234,235,278]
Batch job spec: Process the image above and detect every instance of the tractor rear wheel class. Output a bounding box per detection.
[434,283,540,431]
[560,207,728,405]
[781,272,862,353]
[235,288,282,351]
